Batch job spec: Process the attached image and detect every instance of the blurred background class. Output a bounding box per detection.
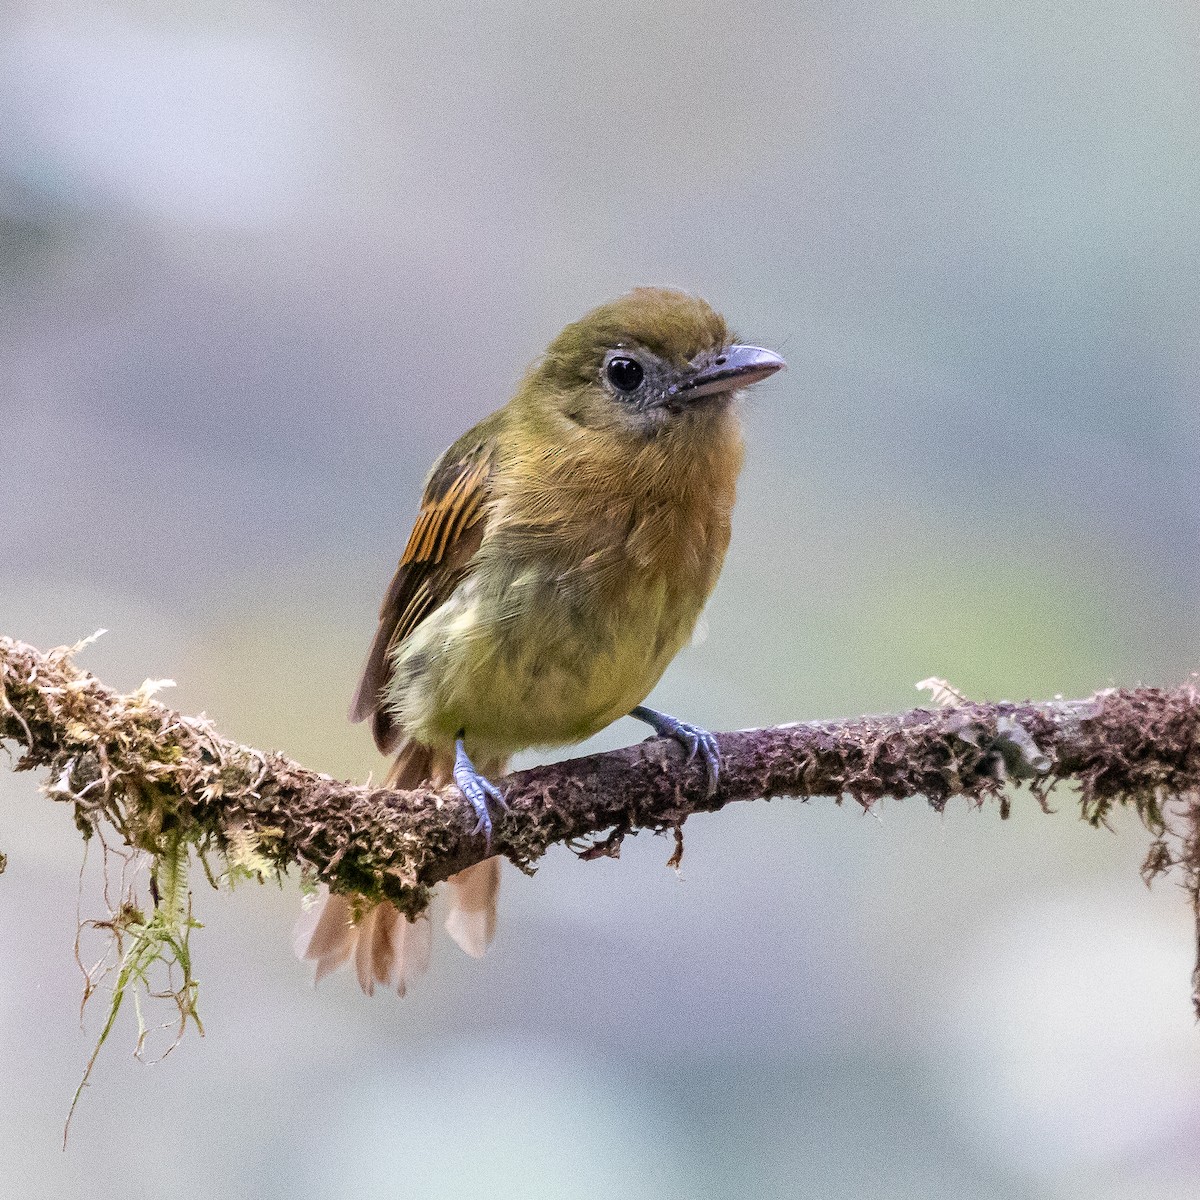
[2,0,1199,1195]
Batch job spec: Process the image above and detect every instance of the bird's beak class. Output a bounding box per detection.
[671,344,787,401]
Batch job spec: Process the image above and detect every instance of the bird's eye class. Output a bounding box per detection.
[606,356,644,393]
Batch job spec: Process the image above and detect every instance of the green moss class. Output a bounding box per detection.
[65,833,203,1145]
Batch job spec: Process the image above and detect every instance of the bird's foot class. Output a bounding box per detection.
[454,736,508,846]
[630,705,720,795]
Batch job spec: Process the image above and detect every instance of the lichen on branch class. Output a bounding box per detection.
[3,633,1200,1011]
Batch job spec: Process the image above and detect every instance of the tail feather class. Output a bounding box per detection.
[296,886,432,997]
[445,858,501,958]
[390,907,432,994]
[293,888,355,983]
[387,744,506,960]
[384,739,440,790]
[293,742,507,996]
[353,903,383,995]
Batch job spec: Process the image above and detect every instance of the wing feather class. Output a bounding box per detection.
[349,434,496,753]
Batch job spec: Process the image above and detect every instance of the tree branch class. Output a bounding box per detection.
[3,633,1200,1003]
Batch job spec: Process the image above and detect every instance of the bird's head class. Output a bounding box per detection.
[522,288,785,440]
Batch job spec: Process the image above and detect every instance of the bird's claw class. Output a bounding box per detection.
[454,737,507,847]
[629,705,721,795]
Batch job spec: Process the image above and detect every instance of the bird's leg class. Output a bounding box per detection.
[453,734,508,846]
[629,705,720,794]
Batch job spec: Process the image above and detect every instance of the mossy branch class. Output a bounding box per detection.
[3,634,1200,1010]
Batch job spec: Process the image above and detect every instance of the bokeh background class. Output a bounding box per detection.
[3,1,1200,1196]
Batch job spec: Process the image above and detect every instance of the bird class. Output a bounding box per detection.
[294,286,785,995]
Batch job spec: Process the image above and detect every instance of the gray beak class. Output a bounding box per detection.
[671,344,787,401]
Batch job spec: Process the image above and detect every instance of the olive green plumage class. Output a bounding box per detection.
[301,288,783,996]
[351,287,779,763]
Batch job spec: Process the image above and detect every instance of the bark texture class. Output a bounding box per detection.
[3,634,1199,1003]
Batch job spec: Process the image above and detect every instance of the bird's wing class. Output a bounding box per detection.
[350,431,497,754]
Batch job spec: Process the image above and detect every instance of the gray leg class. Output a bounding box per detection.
[453,735,507,846]
[630,705,720,794]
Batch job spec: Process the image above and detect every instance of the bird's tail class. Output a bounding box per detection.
[292,886,432,996]
[293,739,506,996]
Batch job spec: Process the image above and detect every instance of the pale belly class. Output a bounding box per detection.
[385,566,702,758]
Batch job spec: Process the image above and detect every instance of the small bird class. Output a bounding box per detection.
[294,287,784,994]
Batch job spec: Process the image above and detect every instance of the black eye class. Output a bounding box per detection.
[606,356,644,392]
